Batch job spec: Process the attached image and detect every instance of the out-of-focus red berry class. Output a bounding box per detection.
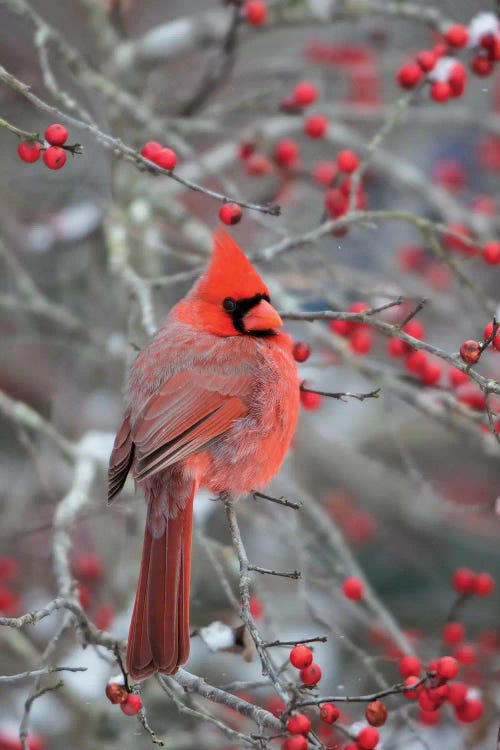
[312,161,336,185]
[396,63,422,88]
[452,568,476,594]
[399,655,421,679]
[473,572,495,596]
[337,150,360,174]
[442,622,465,646]
[274,139,299,167]
[436,655,459,681]
[304,114,328,139]
[243,0,267,26]
[454,698,484,723]
[342,577,364,600]
[300,390,322,411]
[356,726,379,750]
[444,24,469,48]
[293,81,318,107]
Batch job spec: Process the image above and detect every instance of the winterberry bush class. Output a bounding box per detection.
[0,2,498,750]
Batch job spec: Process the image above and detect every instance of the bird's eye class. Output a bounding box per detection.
[222,297,237,312]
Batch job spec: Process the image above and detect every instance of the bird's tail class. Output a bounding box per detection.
[126,491,194,681]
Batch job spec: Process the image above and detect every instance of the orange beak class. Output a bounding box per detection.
[243,299,282,333]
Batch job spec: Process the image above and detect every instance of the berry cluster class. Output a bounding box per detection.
[105,681,142,716]
[141,141,177,170]
[72,553,115,631]
[17,124,76,170]
[401,654,484,725]
[329,302,373,355]
[396,13,500,103]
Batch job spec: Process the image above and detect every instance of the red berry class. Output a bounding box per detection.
[282,738,308,750]
[319,703,340,724]
[449,63,467,96]
[405,349,427,374]
[325,187,348,218]
[304,114,328,139]
[449,368,469,388]
[245,153,272,176]
[237,140,255,160]
[275,139,299,167]
[287,714,311,735]
[482,242,500,265]
[94,603,115,631]
[249,595,263,620]
[300,390,322,411]
[349,328,373,355]
[460,340,481,365]
[337,149,360,174]
[452,568,476,593]
[154,147,177,170]
[430,81,451,103]
[473,572,495,596]
[312,161,336,185]
[442,622,465,646]
[120,693,142,715]
[396,63,422,89]
[77,582,92,610]
[436,655,459,681]
[299,662,322,686]
[43,146,66,170]
[45,123,68,146]
[455,698,484,723]
[72,554,103,581]
[387,338,409,357]
[365,701,387,727]
[18,140,41,163]
[293,81,318,107]
[447,681,468,707]
[483,322,500,351]
[444,24,469,48]
[470,56,493,77]
[403,676,422,699]
[292,341,311,363]
[290,645,313,669]
[219,203,243,226]
[432,159,466,192]
[398,655,421,679]
[342,577,364,600]
[402,320,425,340]
[141,141,162,160]
[418,690,441,712]
[398,244,426,272]
[420,361,441,386]
[356,726,379,750]
[418,708,441,725]
[243,0,267,26]
[105,682,127,704]
[416,50,436,72]
[455,644,476,665]
[329,319,351,336]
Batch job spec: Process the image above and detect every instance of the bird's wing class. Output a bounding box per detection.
[131,368,251,482]
[108,415,135,502]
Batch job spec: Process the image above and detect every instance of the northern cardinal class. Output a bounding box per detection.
[108,229,299,680]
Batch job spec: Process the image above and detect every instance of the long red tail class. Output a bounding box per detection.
[126,494,194,681]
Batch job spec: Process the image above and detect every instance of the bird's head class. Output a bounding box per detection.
[176,229,283,338]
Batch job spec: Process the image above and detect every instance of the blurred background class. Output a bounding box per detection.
[0,1,499,749]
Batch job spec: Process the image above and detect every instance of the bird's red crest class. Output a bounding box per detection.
[192,229,269,304]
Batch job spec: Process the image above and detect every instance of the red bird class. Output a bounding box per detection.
[108,229,299,680]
